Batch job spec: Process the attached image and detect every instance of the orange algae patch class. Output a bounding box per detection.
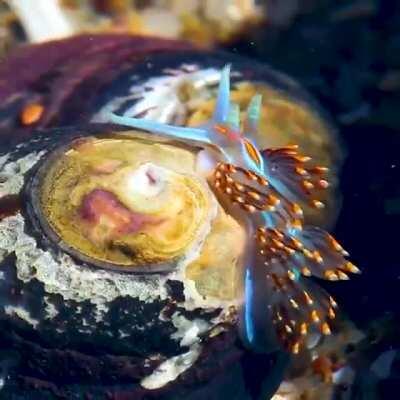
[20,103,44,125]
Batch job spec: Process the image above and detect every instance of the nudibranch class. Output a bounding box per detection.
[110,65,361,354]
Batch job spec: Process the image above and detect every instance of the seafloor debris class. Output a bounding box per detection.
[0,1,25,57]
[6,0,266,46]
[272,314,400,400]
[272,318,364,399]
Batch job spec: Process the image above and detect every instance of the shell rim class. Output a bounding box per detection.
[23,133,186,275]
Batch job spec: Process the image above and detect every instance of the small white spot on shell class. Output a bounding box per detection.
[4,305,39,328]
[125,162,167,197]
[140,343,201,390]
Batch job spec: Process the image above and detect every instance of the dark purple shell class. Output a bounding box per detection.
[0,34,193,132]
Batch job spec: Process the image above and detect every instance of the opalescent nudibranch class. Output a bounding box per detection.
[109,65,360,354]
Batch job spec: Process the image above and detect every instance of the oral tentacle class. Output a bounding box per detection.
[109,113,211,143]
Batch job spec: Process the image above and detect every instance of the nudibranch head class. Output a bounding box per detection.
[109,64,361,355]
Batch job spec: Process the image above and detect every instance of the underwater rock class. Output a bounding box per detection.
[0,124,283,399]
[0,127,241,398]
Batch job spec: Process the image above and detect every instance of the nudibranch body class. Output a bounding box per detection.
[110,65,361,354]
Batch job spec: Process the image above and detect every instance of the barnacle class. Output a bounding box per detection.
[23,129,248,298]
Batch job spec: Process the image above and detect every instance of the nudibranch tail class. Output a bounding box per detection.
[255,230,340,354]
